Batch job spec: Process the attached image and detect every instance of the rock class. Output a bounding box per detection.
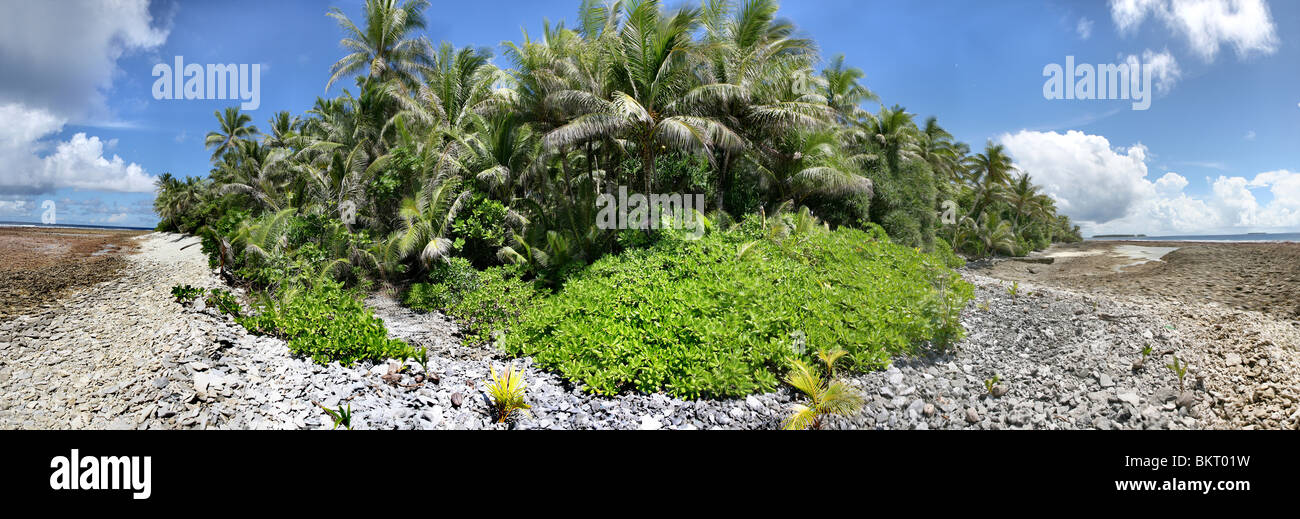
[1117,392,1141,407]
[1176,392,1195,410]
[188,362,210,372]
[965,408,980,424]
[923,403,936,417]
[1225,353,1242,367]
[450,392,464,408]
[638,415,662,430]
[1099,374,1114,388]
[745,395,763,411]
[991,384,1009,397]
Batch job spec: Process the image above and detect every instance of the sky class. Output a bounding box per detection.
[0,0,1295,235]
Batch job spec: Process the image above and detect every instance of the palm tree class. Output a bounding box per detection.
[919,116,962,184]
[391,172,471,267]
[859,104,919,175]
[965,141,1016,220]
[326,0,434,91]
[821,54,877,124]
[205,107,259,161]
[218,141,291,212]
[1006,172,1045,234]
[544,0,738,197]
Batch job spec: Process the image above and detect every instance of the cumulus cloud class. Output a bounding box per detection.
[0,1,166,197]
[1077,17,1094,39]
[1109,0,1278,62]
[0,0,169,122]
[998,130,1155,223]
[0,103,156,194]
[1000,129,1300,235]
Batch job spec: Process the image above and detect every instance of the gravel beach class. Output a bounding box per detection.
[0,233,1295,429]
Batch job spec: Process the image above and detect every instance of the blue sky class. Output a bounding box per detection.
[0,0,1296,235]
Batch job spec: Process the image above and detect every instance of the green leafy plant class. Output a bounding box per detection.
[412,346,429,374]
[319,402,353,430]
[205,288,242,317]
[782,353,863,430]
[238,281,412,365]
[500,225,972,399]
[1167,355,1188,392]
[984,374,1002,395]
[485,364,530,423]
[171,284,206,303]
[501,225,972,400]
[1006,281,1020,300]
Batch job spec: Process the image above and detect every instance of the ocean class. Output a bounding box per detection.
[1088,232,1300,243]
[0,220,154,232]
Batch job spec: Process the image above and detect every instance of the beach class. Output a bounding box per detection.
[0,232,1294,429]
[984,240,1300,320]
[0,227,146,319]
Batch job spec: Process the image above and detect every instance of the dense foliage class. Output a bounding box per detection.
[152,0,1078,391]
[500,221,971,399]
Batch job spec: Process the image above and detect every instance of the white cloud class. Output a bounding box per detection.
[0,103,156,194]
[0,1,166,197]
[0,0,169,122]
[1123,48,1182,94]
[104,213,128,224]
[1154,172,1189,195]
[41,133,158,193]
[0,200,33,216]
[1109,0,1278,62]
[1077,17,1094,39]
[1243,130,1256,140]
[1000,129,1300,235]
[999,130,1155,223]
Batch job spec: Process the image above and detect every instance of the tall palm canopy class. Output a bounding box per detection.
[157,0,1083,293]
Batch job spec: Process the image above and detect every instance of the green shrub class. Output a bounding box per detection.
[932,237,966,269]
[205,288,242,317]
[500,225,973,399]
[171,285,205,303]
[238,281,411,365]
[446,265,541,346]
[404,257,481,311]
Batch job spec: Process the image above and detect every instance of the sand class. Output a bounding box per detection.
[988,241,1300,321]
[0,227,146,319]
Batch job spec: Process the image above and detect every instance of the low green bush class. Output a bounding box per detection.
[404,257,481,312]
[500,225,973,399]
[205,288,242,317]
[446,265,541,346]
[238,281,411,365]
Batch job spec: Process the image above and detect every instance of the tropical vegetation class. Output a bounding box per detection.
[153,0,1079,400]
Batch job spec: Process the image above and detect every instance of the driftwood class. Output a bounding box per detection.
[1008,257,1055,265]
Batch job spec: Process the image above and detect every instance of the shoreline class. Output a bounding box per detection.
[0,234,1295,429]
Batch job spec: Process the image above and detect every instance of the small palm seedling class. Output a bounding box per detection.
[1006,281,1020,300]
[413,346,430,374]
[1132,344,1154,370]
[1167,356,1188,392]
[783,352,863,430]
[319,402,353,430]
[486,364,530,423]
[815,346,848,378]
[978,300,991,312]
[984,374,1007,397]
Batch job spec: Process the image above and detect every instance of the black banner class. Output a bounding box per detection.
[1,431,1286,510]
